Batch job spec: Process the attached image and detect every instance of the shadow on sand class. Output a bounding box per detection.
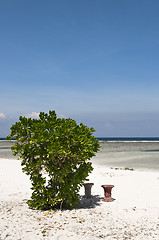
[75,195,102,209]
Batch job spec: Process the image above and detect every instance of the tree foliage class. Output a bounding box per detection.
[7,110,100,210]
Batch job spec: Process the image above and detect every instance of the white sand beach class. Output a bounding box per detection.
[0,157,159,240]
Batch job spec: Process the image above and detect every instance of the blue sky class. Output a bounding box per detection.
[0,0,159,137]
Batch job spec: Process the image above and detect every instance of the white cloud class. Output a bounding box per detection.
[58,114,67,119]
[0,113,6,119]
[26,112,39,119]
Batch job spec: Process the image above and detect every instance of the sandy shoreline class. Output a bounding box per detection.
[92,142,159,172]
[1,141,159,171]
[0,158,159,240]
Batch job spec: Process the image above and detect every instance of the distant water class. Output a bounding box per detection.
[97,137,159,142]
[1,137,159,142]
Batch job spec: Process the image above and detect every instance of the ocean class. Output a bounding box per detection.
[1,137,159,142]
[0,137,159,172]
[97,137,159,142]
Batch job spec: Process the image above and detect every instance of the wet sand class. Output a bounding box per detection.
[0,141,17,159]
[1,141,159,172]
[92,142,159,172]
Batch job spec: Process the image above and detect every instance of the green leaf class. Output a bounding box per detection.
[7,110,100,210]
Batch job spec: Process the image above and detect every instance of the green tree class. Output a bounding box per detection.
[7,110,100,210]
